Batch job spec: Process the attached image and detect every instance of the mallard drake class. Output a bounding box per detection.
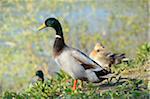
[29,70,45,88]
[38,18,113,90]
[30,70,52,92]
[31,70,44,85]
[89,43,127,71]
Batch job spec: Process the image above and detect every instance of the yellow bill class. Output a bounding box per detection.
[38,23,46,31]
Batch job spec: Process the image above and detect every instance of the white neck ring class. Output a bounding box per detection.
[55,35,61,38]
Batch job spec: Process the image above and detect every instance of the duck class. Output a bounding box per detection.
[89,42,127,71]
[29,70,52,92]
[29,70,45,88]
[31,70,45,85]
[38,18,114,90]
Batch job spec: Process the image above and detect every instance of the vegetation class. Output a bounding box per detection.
[1,43,150,98]
[0,0,149,98]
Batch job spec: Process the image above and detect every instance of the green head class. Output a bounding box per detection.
[35,70,44,79]
[38,18,62,31]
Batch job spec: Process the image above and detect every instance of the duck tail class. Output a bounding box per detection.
[92,69,116,83]
[94,69,110,76]
[117,53,126,59]
[110,53,126,64]
[94,69,114,79]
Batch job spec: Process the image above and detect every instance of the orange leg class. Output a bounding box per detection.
[72,80,78,90]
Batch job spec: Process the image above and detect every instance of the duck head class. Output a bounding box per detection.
[94,43,105,52]
[38,18,63,37]
[90,43,106,59]
[36,70,44,81]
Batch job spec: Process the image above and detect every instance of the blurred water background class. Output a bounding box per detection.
[0,0,148,93]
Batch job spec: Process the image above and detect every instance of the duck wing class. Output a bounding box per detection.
[71,48,104,71]
[71,48,114,81]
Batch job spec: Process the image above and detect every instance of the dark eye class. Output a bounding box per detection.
[96,49,100,52]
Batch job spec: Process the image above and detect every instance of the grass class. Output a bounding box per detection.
[0,1,149,98]
[1,43,150,98]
